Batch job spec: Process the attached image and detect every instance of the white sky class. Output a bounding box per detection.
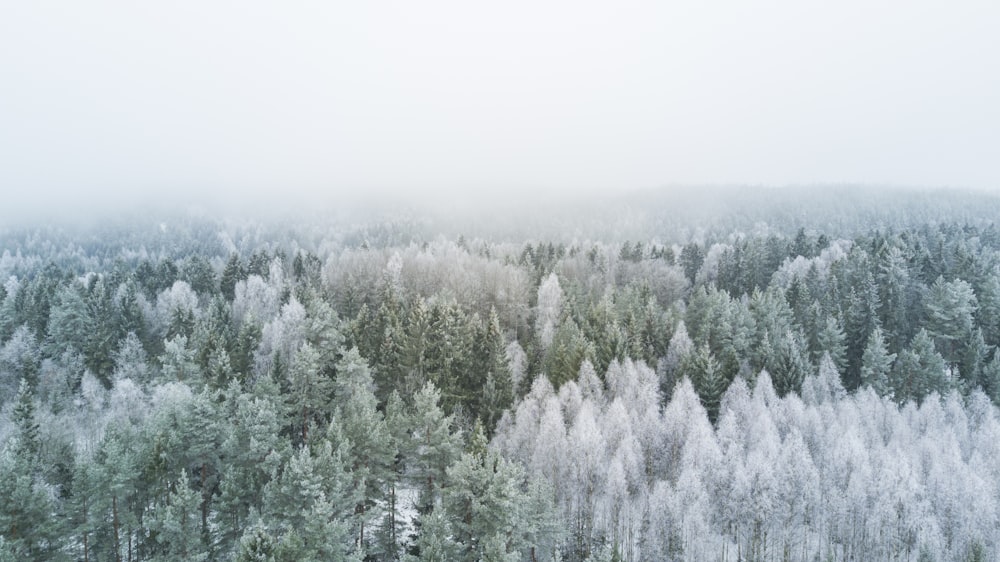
[1,0,998,216]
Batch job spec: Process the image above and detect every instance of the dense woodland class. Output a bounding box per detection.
[4,189,1000,561]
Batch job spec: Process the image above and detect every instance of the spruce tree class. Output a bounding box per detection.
[860,327,895,397]
[680,344,726,423]
[12,379,40,462]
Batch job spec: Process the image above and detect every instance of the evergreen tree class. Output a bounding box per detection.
[925,276,978,366]
[478,308,514,429]
[0,326,41,397]
[330,348,396,552]
[679,242,705,284]
[442,448,530,562]
[235,523,277,562]
[46,284,90,365]
[68,457,101,562]
[860,326,895,397]
[763,330,812,397]
[815,315,848,373]
[160,335,201,384]
[221,254,247,302]
[979,350,1000,404]
[892,329,949,402]
[679,344,726,423]
[287,342,334,443]
[0,446,63,560]
[11,379,40,462]
[405,509,458,562]
[959,328,990,391]
[262,444,355,560]
[148,470,208,561]
[373,391,411,560]
[373,301,406,405]
[216,385,286,553]
[94,427,141,562]
[231,318,262,381]
[843,278,881,390]
[409,383,462,517]
[401,299,432,397]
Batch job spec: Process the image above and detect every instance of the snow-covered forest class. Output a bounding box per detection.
[4,188,1000,561]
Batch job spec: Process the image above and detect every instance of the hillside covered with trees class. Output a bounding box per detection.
[3,188,1000,561]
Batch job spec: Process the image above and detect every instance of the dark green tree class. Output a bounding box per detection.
[860,326,895,398]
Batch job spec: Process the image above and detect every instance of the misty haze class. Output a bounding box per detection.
[1,2,1000,561]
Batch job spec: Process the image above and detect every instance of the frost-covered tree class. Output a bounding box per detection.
[536,273,563,351]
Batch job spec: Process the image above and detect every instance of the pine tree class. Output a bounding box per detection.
[330,348,396,552]
[478,308,514,430]
[373,301,405,405]
[442,448,529,562]
[766,330,812,397]
[0,446,63,560]
[160,335,200,384]
[216,386,287,553]
[0,326,41,397]
[231,318,262,381]
[373,391,411,560]
[46,283,90,363]
[679,344,726,423]
[979,350,1000,404]
[149,470,208,561]
[221,254,247,302]
[235,523,277,562]
[401,299,431,397]
[94,427,141,562]
[68,456,101,562]
[925,276,978,366]
[815,315,848,373]
[410,383,462,517]
[405,509,458,562]
[12,379,40,462]
[286,342,333,443]
[860,326,895,397]
[661,321,694,395]
[892,329,949,402]
[843,277,881,390]
[959,327,990,391]
[679,243,705,284]
[263,444,356,557]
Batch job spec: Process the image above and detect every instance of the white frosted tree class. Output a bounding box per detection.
[577,360,604,405]
[0,325,40,400]
[536,273,563,351]
[254,296,307,378]
[566,401,607,557]
[112,331,149,384]
[232,275,280,327]
[155,280,199,337]
[505,340,528,395]
[660,321,694,393]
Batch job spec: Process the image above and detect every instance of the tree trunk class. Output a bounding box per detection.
[389,483,396,550]
[82,503,89,562]
[359,512,365,550]
[302,406,309,443]
[201,462,209,535]
[112,495,122,562]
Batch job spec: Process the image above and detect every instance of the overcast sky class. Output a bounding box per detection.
[1,0,998,217]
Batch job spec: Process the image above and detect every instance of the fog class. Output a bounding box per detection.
[1,0,998,222]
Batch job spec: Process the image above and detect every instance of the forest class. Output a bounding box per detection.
[3,188,1000,561]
